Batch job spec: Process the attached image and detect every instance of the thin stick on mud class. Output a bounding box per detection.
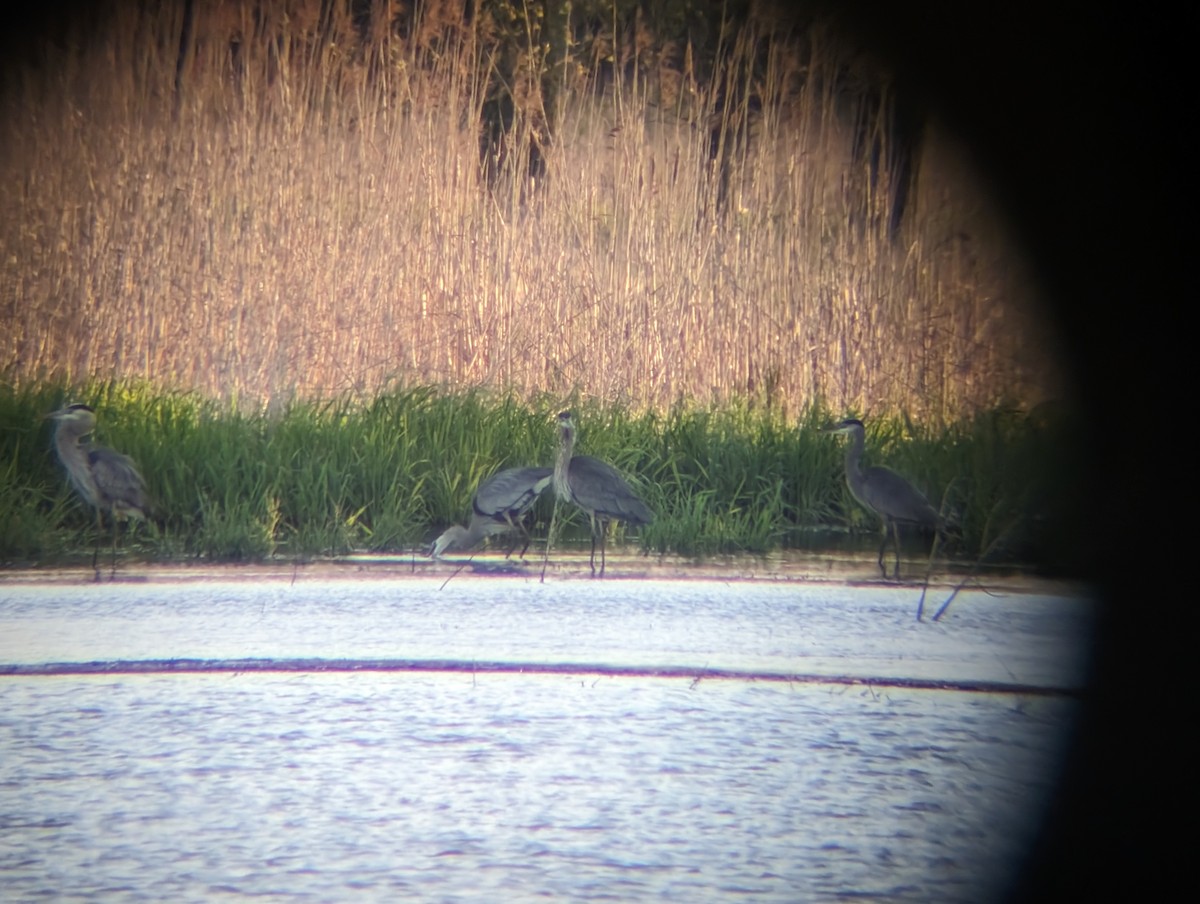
[438,554,475,592]
[932,519,1021,621]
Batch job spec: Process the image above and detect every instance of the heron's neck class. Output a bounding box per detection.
[54,427,89,470]
[553,430,574,502]
[843,430,866,480]
[461,519,491,547]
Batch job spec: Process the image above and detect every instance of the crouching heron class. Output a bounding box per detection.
[549,410,652,577]
[431,466,553,559]
[44,403,150,576]
[824,417,939,580]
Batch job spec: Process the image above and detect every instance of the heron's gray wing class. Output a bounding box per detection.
[475,467,554,519]
[88,447,149,516]
[567,456,653,524]
[864,466,938,526]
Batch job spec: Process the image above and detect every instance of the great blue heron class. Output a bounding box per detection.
[430,466,553,558]
[825,417,939,580]
[551,410,652,577]
[44,403,150,574]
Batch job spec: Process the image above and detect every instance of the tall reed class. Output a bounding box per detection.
[1,2,1061,423]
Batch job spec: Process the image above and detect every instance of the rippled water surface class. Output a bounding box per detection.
[1,566,1092,902]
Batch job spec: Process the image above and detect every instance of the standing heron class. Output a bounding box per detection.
[551,410,652,577]
[824,417,939,580]
[44,403,150,575]
[431,466,553,559]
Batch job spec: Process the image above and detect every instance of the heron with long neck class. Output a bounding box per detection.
[44,403,150,576]
[825,417,939,580]
[551,410,652,577]
[431,466,553,558]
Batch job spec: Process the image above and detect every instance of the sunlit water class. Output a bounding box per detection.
[0,566,1092,902]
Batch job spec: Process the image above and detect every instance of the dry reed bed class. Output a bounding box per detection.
[1,1,1059,422]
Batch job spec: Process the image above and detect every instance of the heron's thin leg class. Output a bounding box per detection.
[91,510,104,579]
[891,522,903,580]
[598,520,607,578]
[111,515,120,577]
[540,501,559,583]
[518,512,537,560]
[503,527,518,559]
[876,523,889,578]
[500,514,518,559]
[514,515,534,560]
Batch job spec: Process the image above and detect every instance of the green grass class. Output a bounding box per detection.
[0,380,1086,574]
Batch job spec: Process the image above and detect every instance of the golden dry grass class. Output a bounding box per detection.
[0,1,1061,422]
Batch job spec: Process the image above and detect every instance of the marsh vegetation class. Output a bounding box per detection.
[0,381,1083,573]
[0,3,1076,570]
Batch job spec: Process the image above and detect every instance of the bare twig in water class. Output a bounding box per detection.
[916,479,959,620]
[438,554,474,591]
[931,519,1022,621]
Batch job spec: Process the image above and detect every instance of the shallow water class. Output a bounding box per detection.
[0,566,1091,902]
